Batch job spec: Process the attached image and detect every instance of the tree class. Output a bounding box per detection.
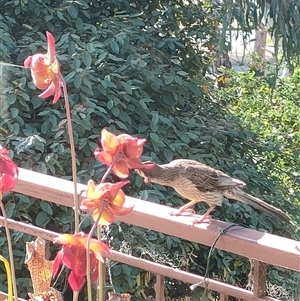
[218,0,300,66]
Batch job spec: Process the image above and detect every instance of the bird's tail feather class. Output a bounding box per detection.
[228,189,291,224]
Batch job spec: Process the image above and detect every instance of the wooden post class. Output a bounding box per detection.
[220,294,229,301]
[252,260,267,298]
[154,274,165,301]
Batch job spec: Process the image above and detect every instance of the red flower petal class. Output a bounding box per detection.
[24,56,32,68]
[112,159,130,178]
[52,250,62,277]
[93,207,115,226]
[95,149,114,165]
[52,78,62,104]
[80,198,100,211]
[0,158,18,178]
[39,81,56,99]
[111,190,126,207]
[89,239,111,262]
[68,270,86,292]
[1,174,16,193]
[54,233,79,245]
[101,129,120,152]
[110,203,134,216]
[123,137,146,159]
[46,31,56,64]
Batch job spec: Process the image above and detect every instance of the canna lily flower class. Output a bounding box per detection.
[24,31,62,104]
[95,129,154,178]
[53,232,110,291]
[0,146,18,196]
[80,180,132,225]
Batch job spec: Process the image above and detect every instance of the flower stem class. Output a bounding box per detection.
[100,153,123,184]
[60,75,79,233]
[85,153,122,300]
[86,202,105,301]
[72,290,79,301]
[97,224,104,301]
[0,200,18,301]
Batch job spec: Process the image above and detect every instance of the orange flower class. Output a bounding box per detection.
[0,146,18,195]
[95,129,154,178]
[53,232,110,291]
[80,180,132,225]
[24,31,61,104]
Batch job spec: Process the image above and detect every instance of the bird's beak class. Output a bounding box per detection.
[135,169,149,183]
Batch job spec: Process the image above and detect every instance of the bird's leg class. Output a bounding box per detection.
[191,205,216,225]
[170,201,197,216]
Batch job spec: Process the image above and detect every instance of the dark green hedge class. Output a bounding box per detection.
[0,1,298,300]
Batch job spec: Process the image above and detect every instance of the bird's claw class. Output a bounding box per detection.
[191,215,213,225]
[169,208,195,216]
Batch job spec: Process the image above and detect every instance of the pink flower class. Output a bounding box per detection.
[53,232,110,291]
[24,32,61,103]
[80,180,133,225]
[95,129,154,178]
[0,146,18,194]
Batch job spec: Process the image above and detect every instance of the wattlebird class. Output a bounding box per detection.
[136,159,291,224]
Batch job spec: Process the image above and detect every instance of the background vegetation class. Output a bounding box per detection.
[0,0,299,300]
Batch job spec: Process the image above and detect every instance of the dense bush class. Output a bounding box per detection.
[0,1,298,300]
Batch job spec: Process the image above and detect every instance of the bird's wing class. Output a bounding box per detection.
[172,160,245,191]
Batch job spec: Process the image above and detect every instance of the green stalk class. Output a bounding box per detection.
[73,290,79,301]
[86,203,105,301]
[60,75,79,233]
[86,155,123,301]
[97,224,104,301]
[0,199,18,301]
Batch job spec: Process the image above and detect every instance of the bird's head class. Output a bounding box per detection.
[135,161,162,183]
[135,161,175,186]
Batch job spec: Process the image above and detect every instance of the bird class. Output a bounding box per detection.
[136,159,291,224]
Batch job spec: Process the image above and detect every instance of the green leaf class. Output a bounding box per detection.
[40,201,53,215]
[87,42,95,53]
[83,52,92,67]
[121,82,132,94]
[68,40,76,55]
[164,149,173,161]
[68,5,78,19]
[111,40,120,54]
[10,108,19,118]
[74,73,82,88]
[5,203,15,218]
[8,93,16,105]
[75,17,83,30]
[111,106,120,117]
[64,71,75,83]
[166,236,173,249]
[151,112,159,125]
[177,70,189,77]
[150,132,159,142]
[56,10,64,20]
[95,52,107,64]
[35,211,50,227]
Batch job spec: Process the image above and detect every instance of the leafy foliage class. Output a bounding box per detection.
[0,0,298,300]
[218,0,300,66]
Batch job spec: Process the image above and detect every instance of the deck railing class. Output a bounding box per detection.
[0,168,299,301]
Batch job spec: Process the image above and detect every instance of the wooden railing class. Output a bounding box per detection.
[0,168,299,301]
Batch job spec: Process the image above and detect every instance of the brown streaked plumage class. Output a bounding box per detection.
[136,159,291,224]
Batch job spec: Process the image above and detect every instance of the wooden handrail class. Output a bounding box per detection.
[0,216,280,301]
[13,168,300,272]
[1,167,299,300]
